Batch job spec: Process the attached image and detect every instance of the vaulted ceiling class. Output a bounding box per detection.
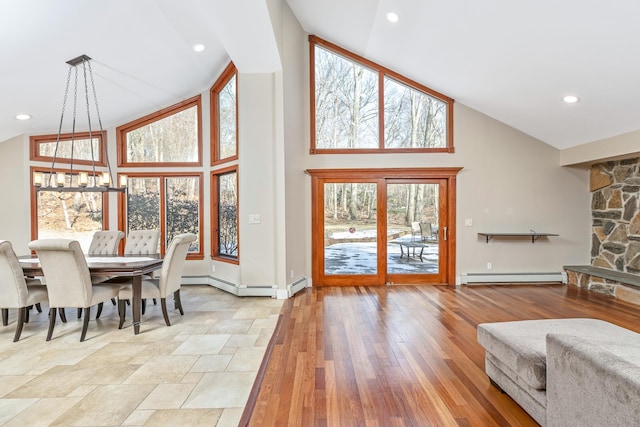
[3,0,640,150]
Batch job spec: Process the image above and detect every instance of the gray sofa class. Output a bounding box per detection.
[477,318,640,426]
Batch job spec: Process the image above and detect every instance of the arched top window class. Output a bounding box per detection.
[310,36,454,154]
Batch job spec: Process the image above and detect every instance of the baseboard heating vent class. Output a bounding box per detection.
[287,277,308,297]
[461,272,565,285]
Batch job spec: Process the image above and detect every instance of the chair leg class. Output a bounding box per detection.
[35,303,42,313]
[142,299,146,315]
[59,308,67,323]
[160,298,171,326]
[96,302,103,319]
[174,290,184,315]
[1,308,7,326]
[13,307,26,342]
[153,298,157,305]
[111,298,116,306]
[47,308,57,341]
[25,306,30,323]
[118,299,126,329]
[80,307,91,342]
[77,308,82,319]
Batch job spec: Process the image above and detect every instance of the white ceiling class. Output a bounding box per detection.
[3,0,640,150]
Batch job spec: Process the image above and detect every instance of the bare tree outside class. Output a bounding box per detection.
[218,75,237,159]
[314,46,378,149]
[218,171,238,257]
[166,177,200,252]
[36,173,103,252]
[384,77,447,149]
[38,137,101,161]
[126,106,198,163]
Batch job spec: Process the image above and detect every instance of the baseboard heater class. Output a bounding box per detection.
[461,272,566,285]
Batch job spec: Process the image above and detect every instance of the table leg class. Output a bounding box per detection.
[399,244,406,259]
[132,275,142,334]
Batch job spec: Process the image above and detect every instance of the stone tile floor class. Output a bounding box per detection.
[0,285,283,426]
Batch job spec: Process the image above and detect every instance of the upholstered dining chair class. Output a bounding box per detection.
[88,230,125,306]
[118,233,196,328]
[0,241,48,342]
[88,230,125,255]
[28,239,121,342]
[124,230,160,255]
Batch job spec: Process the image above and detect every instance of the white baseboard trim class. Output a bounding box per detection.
[460,272,566,285]
[182,275,308,299]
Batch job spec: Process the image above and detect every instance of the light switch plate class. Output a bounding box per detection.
[464,218,473,227]
[249,214,261,224]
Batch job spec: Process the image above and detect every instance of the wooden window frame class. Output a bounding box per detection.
[116,95,203,167]
[310,35,455,154]
[211,165,239,264]
[211,62,239,166]
[117,172,204,260]
[30,166,110,242]
[30,131,107,166]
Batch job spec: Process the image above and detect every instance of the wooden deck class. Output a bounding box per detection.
[242,284,640,426]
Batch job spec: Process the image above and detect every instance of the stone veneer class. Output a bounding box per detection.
[590,158,640,272]
[569,158,640,306]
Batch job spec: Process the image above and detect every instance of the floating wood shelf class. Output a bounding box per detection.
[478,232,559,243]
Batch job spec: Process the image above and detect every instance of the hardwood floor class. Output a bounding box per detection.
[244,284,640,426]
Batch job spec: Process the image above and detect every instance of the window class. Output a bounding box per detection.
[117,96,202,166]
[211,62,238,164]
[119,173,203,258]
[211,166,238,261]
[30,168,107,252]
[310,36,454,154]
[30,131,106,166]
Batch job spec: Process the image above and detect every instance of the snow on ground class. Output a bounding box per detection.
[324,233,438,275]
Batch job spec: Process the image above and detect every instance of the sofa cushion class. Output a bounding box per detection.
[477,318,632,390]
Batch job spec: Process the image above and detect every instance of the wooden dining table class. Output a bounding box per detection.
[19,254,164,335]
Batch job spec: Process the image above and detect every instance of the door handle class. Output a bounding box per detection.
[443,226,447,241]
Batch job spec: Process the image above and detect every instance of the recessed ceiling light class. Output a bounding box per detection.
[16,114,31,120]
[386,12,399,23]
[563,95,580,104]
[192,44,206,52]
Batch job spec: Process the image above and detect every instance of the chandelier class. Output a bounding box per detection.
[33,54,126,193]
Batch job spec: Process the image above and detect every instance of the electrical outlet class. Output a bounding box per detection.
[487,262,492,270]
[211,265,216,272]
[290,269,294,279]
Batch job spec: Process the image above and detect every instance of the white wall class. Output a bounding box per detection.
[0,134,32,255]
[561,129,640,166]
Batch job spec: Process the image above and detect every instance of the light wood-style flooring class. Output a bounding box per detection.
[245,284,640,426]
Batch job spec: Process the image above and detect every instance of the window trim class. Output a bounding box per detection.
[116,95,203,167]
[309,35,455,154]
[30,131,107,166]
[117,171,204,260]
[30,166,110,242]
[210,62,239,166]
[211,165,239,264]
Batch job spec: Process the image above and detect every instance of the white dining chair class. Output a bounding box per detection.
[124,230,160,255]
[28,239,121,342]
[0,241,48,342]
[88,230,125,255]
[118,233,196,328]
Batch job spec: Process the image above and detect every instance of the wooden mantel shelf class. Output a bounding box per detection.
[478,232,559,243]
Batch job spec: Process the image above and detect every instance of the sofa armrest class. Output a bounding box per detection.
[546,333,640,427]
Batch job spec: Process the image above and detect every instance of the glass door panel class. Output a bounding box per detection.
[386,182,439,275]
[323,182,378,275]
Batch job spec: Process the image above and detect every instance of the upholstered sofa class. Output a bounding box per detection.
[477,318,640,426]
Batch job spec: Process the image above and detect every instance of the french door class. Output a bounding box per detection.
[309,168,460,286]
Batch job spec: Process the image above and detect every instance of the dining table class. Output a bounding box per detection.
[19,254,164,335]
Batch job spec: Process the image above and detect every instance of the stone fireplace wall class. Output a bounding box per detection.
[591,158,640,272]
